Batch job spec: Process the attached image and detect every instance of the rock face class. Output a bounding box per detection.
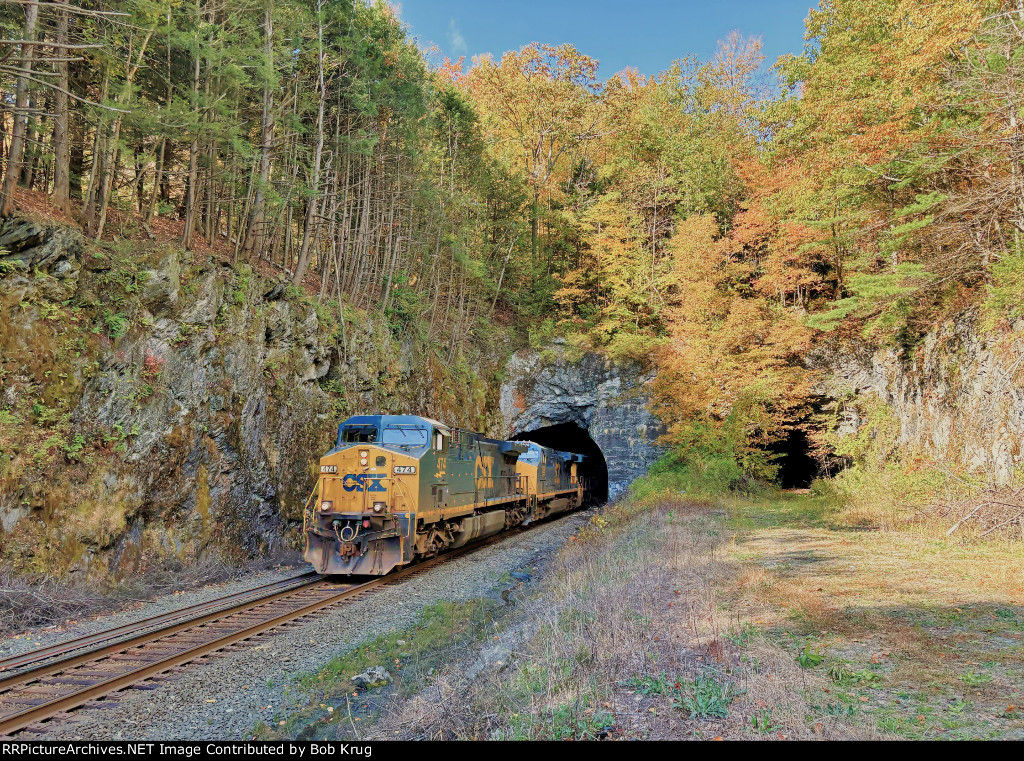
[500,346,665,500]
[0,217,509,579]
[815,311,1024,483]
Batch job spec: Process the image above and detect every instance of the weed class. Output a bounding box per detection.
[827,662,882,686]
[63,433,86,461]
[960,671,992,686]
[103,311,130,339]
[624,672,673,696]
[725,622,757,646]
[798,643,824,669]
[749,709,778,733]
[824,701,859,717]
[671,671,737,718]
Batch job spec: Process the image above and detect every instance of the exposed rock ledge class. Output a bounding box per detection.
[815,311,1024,484]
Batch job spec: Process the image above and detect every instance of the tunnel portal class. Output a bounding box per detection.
[511,422,609,504]
[500,347,667,501]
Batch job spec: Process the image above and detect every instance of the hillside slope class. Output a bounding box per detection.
[0,215,517,580]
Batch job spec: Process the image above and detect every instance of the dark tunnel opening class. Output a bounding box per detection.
[766,427,820,489]
[511,422,609,505]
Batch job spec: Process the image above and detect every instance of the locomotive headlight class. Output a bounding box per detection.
[372,501,386,513]
[360,458,368,466]
[320,500,333,512]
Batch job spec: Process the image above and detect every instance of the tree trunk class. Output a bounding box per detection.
[241,0,275,260]
[0,0,40,216]
[181,0,203,249]
[51,0,72,213]
[292,0,326,286]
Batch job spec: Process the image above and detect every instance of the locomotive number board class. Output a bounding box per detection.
[393,466,417,475]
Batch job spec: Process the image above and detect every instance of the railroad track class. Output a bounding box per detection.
[0,571,322,676]
[0,547,481,737]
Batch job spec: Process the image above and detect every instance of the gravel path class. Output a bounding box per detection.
[0,566,306,662]
[31,510,593,740]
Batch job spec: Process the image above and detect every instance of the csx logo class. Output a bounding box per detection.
[342,473,387,492]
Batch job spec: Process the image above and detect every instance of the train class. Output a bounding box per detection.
[302,414,593,575]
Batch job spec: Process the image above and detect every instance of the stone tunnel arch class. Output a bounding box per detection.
[511,422,609,504]
[499,347,665,501]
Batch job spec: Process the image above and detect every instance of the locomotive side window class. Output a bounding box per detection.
[434,432,446,451]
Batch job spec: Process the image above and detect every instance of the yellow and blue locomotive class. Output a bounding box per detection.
[303,414,590,575]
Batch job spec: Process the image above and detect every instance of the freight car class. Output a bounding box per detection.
[303,414,591,575]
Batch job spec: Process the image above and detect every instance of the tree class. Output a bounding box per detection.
[467,43,603,261]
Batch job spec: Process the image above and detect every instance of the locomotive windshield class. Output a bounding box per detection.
[381,425,429,448]
[341,424,377,443]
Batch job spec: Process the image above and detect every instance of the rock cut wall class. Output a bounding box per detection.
[815,311,1024,483]
[0,216,510,579]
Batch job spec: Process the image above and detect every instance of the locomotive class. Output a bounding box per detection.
[302,414,592,575]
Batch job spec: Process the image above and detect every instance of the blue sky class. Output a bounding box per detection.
[395,0,819,79]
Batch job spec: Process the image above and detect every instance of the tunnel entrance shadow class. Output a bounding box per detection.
[511,422,609,504]
[767,427,820,489]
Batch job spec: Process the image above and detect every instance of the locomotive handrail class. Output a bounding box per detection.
[301,481,320,535]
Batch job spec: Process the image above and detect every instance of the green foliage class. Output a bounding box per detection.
[506,701,615,741]
[63,433,86,462]
[749,709,779,733]
[624,672,675,696]
[797,643,824,668]
[827,662,883,686]
[624,669,738,720]
[984,244,1024,329]
[103,311,130,340]
[806,264,935,335]
[960,670,992,686]
[231,268,252,307]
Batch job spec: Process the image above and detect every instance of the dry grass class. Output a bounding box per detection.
[723,490,1024,740]
[364,496,883,740]
[353,480,1024,741]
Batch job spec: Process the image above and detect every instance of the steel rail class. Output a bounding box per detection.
[0,579,370,736]
[0,571,320,675]
[0,576,329,697]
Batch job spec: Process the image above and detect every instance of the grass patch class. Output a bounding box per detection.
[723,483,1024,740]
[251,599,500,740]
